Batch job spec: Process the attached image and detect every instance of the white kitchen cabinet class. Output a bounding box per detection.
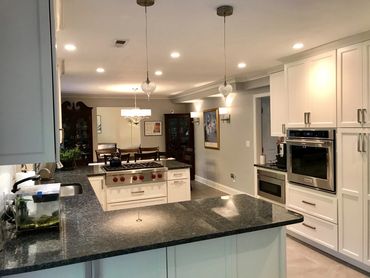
[167,168,191,203]
[337,129,367,262]
[88,176,107,210]
[95,248,167,278]
[4,262,88,278]
[0,0,58,165]
[286,51,336,128]
[337,41,370,128]
[270,71,288,136]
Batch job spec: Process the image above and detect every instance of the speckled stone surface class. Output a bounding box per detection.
[0,166,302,276]
[254,163,287,172]
[160,160,191,169]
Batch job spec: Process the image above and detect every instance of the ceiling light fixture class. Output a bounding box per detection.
[293,42,304,49]
[238,62,246,69]
[138,0,156,100]
[217,5,233,99]
[121,88,152,125]
[170,52,180,58]
[155,70,163,76]
[96,67,105,73]
[64,44,76,51]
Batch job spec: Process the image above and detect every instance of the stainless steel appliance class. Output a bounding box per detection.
[286,129,335,193]
[103,162,167,186]
[257,169,286,204]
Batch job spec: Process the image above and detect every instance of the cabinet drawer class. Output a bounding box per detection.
[167,179,191,203]
[167,169,190,180]
[106,182,167,203]
[107,197,167,211]
[287,185,337,223]
[287,212,338,251]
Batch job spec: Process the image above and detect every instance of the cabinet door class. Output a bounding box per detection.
[167,179,191,203]
[337,129,364,261]
[337,43,364,127]
[286,60,310,127]
[364,131,370,265]
[270,71,288,136]
[309,51,336,127]
[88,176,106,209]
[364,41,370,127]
[96,248,166,278]
[0,0,56,165]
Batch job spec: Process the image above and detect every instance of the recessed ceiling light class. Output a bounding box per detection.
[64,44,77,51]
[170,52,180,59]
[155,70,163,76]
[96,67,105,73]
[293,42,304,50]
[238,62,246,69]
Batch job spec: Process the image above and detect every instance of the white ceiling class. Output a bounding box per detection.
[57,0,370,97]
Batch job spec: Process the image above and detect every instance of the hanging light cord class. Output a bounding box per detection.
[223,15,227,86]
[144,6,150,83]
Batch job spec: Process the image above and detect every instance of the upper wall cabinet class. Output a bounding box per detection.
[286,51,336,128]
[337,41,370,127]
[270,71,288,137]
[0,0,58,165]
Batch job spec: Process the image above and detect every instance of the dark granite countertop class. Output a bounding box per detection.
[254,163,287,173]
[160,160,191,170]
[0,165,301,276]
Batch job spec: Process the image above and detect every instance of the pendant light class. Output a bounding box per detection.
[138,0,156,99]
[121,88,152,125]
[217,5,233,99]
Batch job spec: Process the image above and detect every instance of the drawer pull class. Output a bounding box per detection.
[302,200,316,206]
[358,108,362,124]
[173,173,183,177]
[131,190,145,194]
[302,223,316,230]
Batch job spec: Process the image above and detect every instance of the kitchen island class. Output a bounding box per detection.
[1,164,303,278]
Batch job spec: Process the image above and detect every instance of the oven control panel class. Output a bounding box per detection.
[106,171,166,186]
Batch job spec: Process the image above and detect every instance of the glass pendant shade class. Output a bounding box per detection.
[121,108,152,125]
[141,79,156,99]
[218,83,233,98]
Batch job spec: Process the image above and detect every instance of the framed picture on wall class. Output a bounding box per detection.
[144,121,162,136]
[97,115,102,134]
[203,108,220,149]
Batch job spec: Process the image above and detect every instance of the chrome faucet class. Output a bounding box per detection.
[11,175,41,193]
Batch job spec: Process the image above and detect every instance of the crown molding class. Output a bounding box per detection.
[61,92,170,100]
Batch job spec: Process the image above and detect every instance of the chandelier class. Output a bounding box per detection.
[138,0,156,99]
[217,5,233,99]
[121,89,151,125]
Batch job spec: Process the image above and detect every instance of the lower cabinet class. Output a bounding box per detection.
[4,263,88,278]
[167,169,191,203]
[88,176,107,210]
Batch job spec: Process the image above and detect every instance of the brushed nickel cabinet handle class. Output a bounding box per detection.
[282,124,286,134]
[363,133,366,152]
[302,200,316,206]
[308,112,311,124]
[302,223,317,230]
[131,190,145,194]
[304,112,307,124]
[362,109,367,124]
[358,134,362,152]
[358,108,362,124]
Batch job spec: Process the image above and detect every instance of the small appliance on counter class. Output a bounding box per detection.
[276,143,287,169]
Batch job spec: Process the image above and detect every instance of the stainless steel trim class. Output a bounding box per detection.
[105,167,168,176]
[302,200,316,206]
[302,223,317,230]
[287,129,336,140]
[257,169,285,204]
[358,108,362,124]
[286,139,332,146]
[362,109,367,124]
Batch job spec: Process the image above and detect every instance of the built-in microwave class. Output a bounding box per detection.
[257,169,286,204]
[286,129,336,193]
[286,129,335,193]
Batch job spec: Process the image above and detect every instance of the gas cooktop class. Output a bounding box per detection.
[102,161,163,172]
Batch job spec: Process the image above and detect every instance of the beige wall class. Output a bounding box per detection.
[61,96,190,154]
[96,107,141,149]
[191,91,265,195]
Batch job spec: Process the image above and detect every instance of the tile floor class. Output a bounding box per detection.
[190,180,370,278]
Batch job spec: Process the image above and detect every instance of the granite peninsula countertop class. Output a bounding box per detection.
[254,163,287,173]
[0,164,302,276]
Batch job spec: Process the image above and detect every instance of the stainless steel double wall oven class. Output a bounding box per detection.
[286,129,336,193]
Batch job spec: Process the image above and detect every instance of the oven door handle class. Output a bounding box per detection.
[258,175,285,186]
[286,139,332,147]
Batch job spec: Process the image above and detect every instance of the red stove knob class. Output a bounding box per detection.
[157,173,163,179]
[139,175,144,181]
[120,177,125,182]
[151,174,156,179]
[113,177,118,183]
[132,176,138,181]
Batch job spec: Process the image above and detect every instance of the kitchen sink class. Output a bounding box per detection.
[60,183,83,197]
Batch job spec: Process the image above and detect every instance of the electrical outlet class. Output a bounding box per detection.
[230,173,236,182]
[245,140,250,148]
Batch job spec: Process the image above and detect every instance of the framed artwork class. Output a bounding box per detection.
[97,115,102,134]
[203,108,220,149]
[144,121,162,136]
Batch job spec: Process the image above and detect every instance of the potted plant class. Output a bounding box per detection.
[60,147,81,170]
